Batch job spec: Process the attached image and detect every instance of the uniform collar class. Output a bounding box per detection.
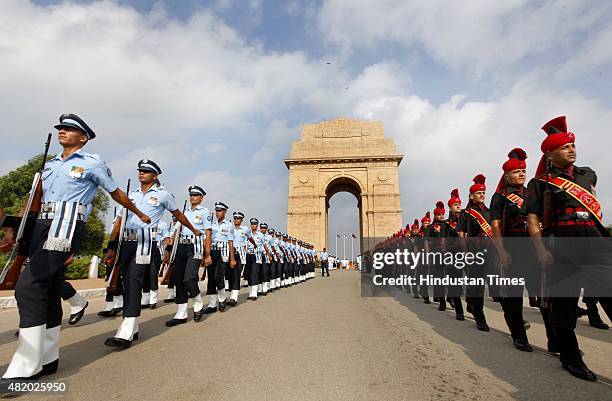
[190,204,205,211]
[136,184,161,194]
[55,148,86,162]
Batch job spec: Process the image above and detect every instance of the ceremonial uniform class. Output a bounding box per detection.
[231,212,251,303]
[108,160,178,344]
[260,224,272,294]
[444,189,464,320]
[166,185,211,326]
[417,213,431,303]
[205,202,234,312]
[524,116,612,381]
[425,202,447,311]
[5,114,119,379]
[456,174,495,331]
[246,219,264,299]
[275,232,285,287]
[268,228,278,291]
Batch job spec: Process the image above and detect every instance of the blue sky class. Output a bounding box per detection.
[2,1,612,258]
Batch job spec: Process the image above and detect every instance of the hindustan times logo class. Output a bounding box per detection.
[372,249,487,270]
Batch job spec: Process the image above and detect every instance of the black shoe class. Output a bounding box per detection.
[104,337,132,350]
[548,342,560,354]
[577,306,588,318]
[524,320,531,330]
[202,306,217,315]
[165,318,187,327]
[562,362,597,381]
[262,292,268,296]
[589,320,609,330]
[140,304,151,309]
[438,302,446,311]
[194,309,205,322]
[456,314,465,321]
[218,301,227,312]
[69,301,88,325]
[150,303,158,310]
[228,299,237,307]
[111,307,123,316]
[476,320,490,331]
[513,339,533,352]
[423,298,431,304]
[40,359,59,376]
[98,309,116,318]
[163,298,175,303]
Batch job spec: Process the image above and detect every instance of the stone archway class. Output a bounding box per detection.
[284,118,403,252]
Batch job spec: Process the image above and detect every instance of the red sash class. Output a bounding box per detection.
[504,193,524,208]
[467,208,493,238]
[538,175,602,222]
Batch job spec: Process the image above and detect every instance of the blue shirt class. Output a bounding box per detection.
[183,205,212,239]
[154,221,170,242]
[42,149,118,218]
[247,229,264,253]
[233,225,251,247]
[211,219,234,243]
[124,184,178,229]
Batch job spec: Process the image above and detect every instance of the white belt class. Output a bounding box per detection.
[39,202,87,221]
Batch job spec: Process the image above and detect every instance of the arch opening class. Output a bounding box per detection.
[325,177,363,264]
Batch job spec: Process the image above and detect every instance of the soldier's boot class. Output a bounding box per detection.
[586,301,609,330]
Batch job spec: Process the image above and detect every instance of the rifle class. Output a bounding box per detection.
[539,154,554,309]
[161,200,186,285]
[0,134,52,290]
[106,180,131,293]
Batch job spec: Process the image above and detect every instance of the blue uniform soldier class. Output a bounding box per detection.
[231,212,256,306]
[104,160,200,349]
[3,114,150,380]
[320,248,330,277]
[203,202,236,313]
[165,185,212,326]
[246,218,264,300]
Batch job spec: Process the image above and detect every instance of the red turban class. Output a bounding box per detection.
[421,212,431,224]
[447,188,461,207]
[410,219,419,230]
[496,148,527,193]
[469,174,486,193]
[434,201,445,216]
[536,116,575,176]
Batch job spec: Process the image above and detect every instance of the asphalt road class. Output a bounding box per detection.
[0,270,611,400]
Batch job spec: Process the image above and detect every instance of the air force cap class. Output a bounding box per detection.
[233,212,245,219]
[188,185,206,196]
[215,202,229,211]
[260,222,268,229]
[137,159,162,174]
[55,113,96,139]
[249,218,259,225]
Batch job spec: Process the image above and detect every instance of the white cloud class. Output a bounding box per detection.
[317,0,612,76]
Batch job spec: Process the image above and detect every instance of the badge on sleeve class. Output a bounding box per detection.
[69,166,84,179]
[107,167,112,177]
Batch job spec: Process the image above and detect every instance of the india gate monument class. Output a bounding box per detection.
[284,118,404,253]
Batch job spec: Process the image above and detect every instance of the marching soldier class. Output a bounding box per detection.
[408,219,421,297]
[231,212,256,305]
[445,189,465,320]
[525,116,612,381]
[418,212,431,303]
[3,114,150,379]
[425,202,447,311]
[490,148,536,351]
[457,174,493,332]
[203,202,235,313]
[246,218,264,300]
[268,228,279,291]
[259,223,272,294]
[275,231,286,287]
[104,159,200,349]
[165,185,212,326]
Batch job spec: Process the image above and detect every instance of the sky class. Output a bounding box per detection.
[1,0,612,259]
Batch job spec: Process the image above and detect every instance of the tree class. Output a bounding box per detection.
[0,154,109,255]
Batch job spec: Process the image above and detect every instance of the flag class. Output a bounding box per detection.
[351,233,356,239]
[336,233,341,238]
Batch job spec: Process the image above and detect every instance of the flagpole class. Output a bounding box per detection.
[343,233,346,261]
[335,234,338,257]
[351,235,354,263]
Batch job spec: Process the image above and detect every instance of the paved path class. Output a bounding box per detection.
[0,271,611,400]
